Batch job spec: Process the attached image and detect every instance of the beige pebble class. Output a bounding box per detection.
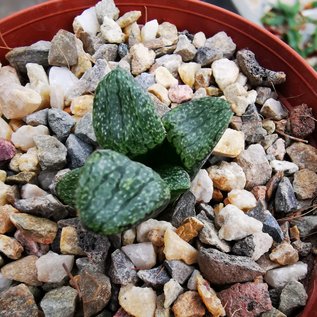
[70,95,94,117]
[17,147,39,172]
[178,62,201,87]
[0,234,23,259]
[155,66,178,88]
[148,83,171,106]
[0,118,13,140]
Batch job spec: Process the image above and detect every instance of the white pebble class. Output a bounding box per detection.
[141,19,159,42]
[227,189,257,211]
[212,58,239,90]
[270,160,299,175]
[190,169,213,203]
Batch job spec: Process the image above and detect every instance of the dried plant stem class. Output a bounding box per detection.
[62,263,82,299]
[278,206,317,223]
[276,129,308,143]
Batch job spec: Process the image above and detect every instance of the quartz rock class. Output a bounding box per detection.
[122,242,156,270]
[49,30,78,66]
[1,255,41,286]
[270,160,299,175]
[208,161,246,191]
[267,138,286,160]
[0,235,23,259]
[164,260,194,285]
[137,219,175,243]
[70,95,94,117]
[194,46,222,66]
[71,38,92,77]
[158,22,178,45]
[198,247,264,285]
[109,249,138,285]
[48,109,75,141]
[197,212,230,252]
[256,87,274,105]
[40,286,78,317]
[10,213,57,244]
[148,83,171,105]
[275,177,298,214]
[95,0,119,23]
[119,284,157,317]
[117,10,141,28]
[21,183,47,199]
[0,182,10,206]
[286,142,317,172]
[79,269,111,317]
[0,205,18,234]
[178,62,201,87]
[217,204,263,241]
[141,19,159,42]
[278,281,308,315]
[122,228,136,246]
[168,85,193,104]
[155,66,178,88]
[49,66,79,109]
[0,118,13,140]
[0,283,38,317]
[227,189,256,211]
[127,22,142,47]
[262,119,276,134]
[172,291,205,317]
[269,242,299,266]
[174,35,197,62]
[164,278,183,308]
[205,31,236,59]
[164,228,198,265]
[0,170,6,183]
[65,134,94,169]
[193,31,206,48]
[100,17,124,44]
[156,54,182,77]
[236,144,272,190]
[26,63,50,108]
[17,147,39,172]
[212,58,239,90]
[73,7,99,36]
[292,239,311,257]
[130,43,156,75]
[190,169,213,203]
[193,87,207,99]
[137,265,170,288]
[218,282,272,317]
[36,251,74,283]
[155,294,170,317]
[212,128,244,158]
[197,274,225,317]
[264,261,308,288]
[293,168,317,200]
[261,98,288,120]
[187,270,201,291]
[34,135,67,170]
[11,125,49,152]
[194,68,212,89]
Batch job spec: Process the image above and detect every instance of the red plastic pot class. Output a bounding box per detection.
[0,0,316,315]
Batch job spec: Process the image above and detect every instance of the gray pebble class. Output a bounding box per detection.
[275,177,298,214]
[65,134,93,169]
[137,265,170,288]
[74,112,97,145]
[108,249,138,285]
[24,109,48,126]
[40,286,78,317]
[232,235,255,257]
[194,47,222,66]
[38,170,58,190]
[164,260,194,284]
[48,109,75,141]
[205,31,236,59]
[171,191,196,227]
[93,44,118,61]
[34,135,67,171]
[118,43,129,59]
[135,72,155,91]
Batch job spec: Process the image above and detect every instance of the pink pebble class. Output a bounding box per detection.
[168,85,193,103]
[0,138,16,162]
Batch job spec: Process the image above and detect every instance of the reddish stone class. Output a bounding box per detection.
[218,282,272,317]
[289,104,315,138]
[0,138,16,162]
